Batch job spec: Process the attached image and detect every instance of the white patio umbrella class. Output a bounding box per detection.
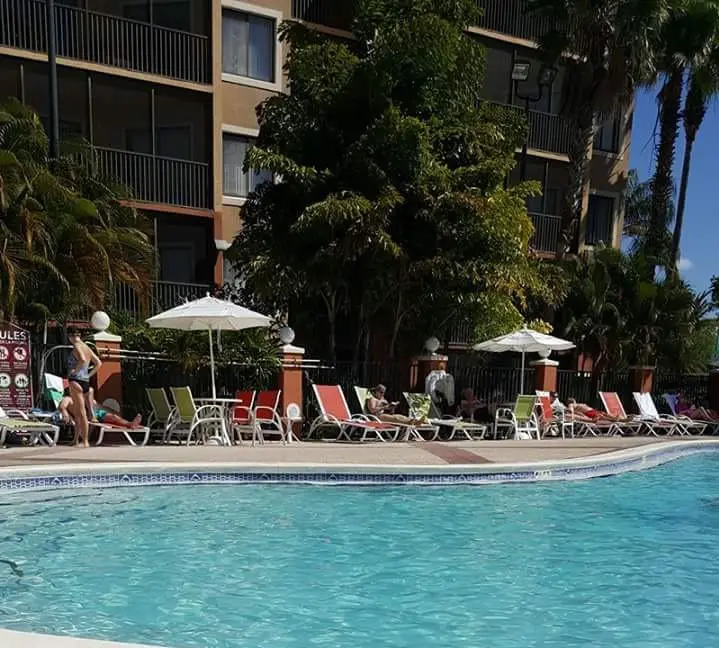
[473,328,575,390]
[146,295,272,398]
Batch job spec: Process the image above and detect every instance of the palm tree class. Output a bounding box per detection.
[0,99,154,321]
[623,169,674,254]
[648,0,718,272]
[671,32,719,269]
[528,0,668,258]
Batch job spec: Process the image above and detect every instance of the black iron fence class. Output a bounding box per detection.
[93,147,211,209]
[450,360,535,405]
[0,0,210,84]
[652,373,709,407]
[291,0,354,31]
[121,357,278,420]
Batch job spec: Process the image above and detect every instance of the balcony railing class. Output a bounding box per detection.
[475,0,552,43]
[93,147,211,210]
[489,102,573,156]
[291,0,354,31]
[112,281,212,317]
[448,322,476,346]
[529,212,561,254]
[0,0,210,84]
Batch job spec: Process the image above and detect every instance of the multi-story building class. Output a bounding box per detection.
[0,0,629,320]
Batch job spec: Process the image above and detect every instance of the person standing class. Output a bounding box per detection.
[67,328,102,447]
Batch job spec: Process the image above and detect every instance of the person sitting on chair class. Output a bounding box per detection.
[367,384,426,425]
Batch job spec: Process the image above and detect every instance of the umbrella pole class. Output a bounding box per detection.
[208,327,217,399]
[521,349,525,393]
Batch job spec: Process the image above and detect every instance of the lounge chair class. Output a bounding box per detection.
[664,393,718,434]
[308,384,399,442]
[170,386,231,446]
[633,392,706,436]
[90,398,152,447]
[253,390,286,444]
[596,391,643,436]
[536,394,572,439]
[403,392,486,440]
[494,395,540,440]
[146,387,177,443]
[229,390,255,444]
[356,387,439,441]
[0,405,59,447]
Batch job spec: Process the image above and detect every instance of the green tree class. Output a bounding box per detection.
[671,28,719,269]
[648,0,718,271]
[0,99,154,322]
[528,0,667,257]
[623,169,674,254]
[230,1,558,361]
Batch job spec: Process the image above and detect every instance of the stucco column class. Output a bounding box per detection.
[279,343,305,440]
[91,331,123,406]
[531,358,559,394]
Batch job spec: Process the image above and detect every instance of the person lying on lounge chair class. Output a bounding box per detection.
[566,398,621,423]
[88,389,143,429]
[367,385,426,425]
[676,393,719,421]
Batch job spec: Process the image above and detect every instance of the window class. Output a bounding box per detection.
[125,126,192,159]
[222,9,275,83]
[480,46,512,104]
[594,115,621,153]
[586,195,614,246]
[223,134,272,198]
[123,1,192,32]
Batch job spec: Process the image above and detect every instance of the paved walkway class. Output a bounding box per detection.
[0,437,666,468]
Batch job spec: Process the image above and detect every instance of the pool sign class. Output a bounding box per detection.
[0,323,33,410]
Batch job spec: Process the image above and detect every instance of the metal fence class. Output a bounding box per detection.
[121,357,278,419]
[450,361,535,405]
[556,370,632,409]
[0,0,210,84]
[652,373,709,407]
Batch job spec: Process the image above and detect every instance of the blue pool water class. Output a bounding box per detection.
[1,456,718,647]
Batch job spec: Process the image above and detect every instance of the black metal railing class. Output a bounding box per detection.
[475,0,552,43]
[291,0,354,31]
[112,281,212,318]
[449,360,536,403]
[530,212,561,254]
[0,0,210,84]
[448,323,475,346]
[489,102,573,156]
[92,147,210,209]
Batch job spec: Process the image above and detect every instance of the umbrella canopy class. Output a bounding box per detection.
[473,328,575,391]
[473,328,575,354]
[146,295,272,400]
[146,295,271,332]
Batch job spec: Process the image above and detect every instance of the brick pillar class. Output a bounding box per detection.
[708,369,719,411]
[410,354,448,393]
[531,358,558,394]
[629,366,654,395]
[91,332,123,406]
[279,343,305,440]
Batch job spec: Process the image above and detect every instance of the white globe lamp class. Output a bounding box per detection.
[279,326,296,345]
[538,347,551,359]
[90,310,110,332]
[425,336,441,354]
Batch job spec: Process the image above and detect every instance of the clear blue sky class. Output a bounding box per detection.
[629,88,719,293]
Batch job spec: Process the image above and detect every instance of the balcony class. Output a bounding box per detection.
[92,147,211,210]
[489,102,573,157]
[291,0,354,31]
[0,0,210,85]
[475,0,552,43]
[530,212,561,254]
[112,280,212,317]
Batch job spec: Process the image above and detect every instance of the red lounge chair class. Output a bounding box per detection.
[308,384,399,442]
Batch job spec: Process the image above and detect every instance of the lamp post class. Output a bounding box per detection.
[511,61,558,181]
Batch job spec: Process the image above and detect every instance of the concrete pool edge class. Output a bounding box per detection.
[0,439,717,489]
[0,628,165,648]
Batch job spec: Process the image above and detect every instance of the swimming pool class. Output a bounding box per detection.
[1,454,718,648]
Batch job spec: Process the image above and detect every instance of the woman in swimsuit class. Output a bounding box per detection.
[67,328,102,447]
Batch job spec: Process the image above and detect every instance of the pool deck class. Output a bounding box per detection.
[0,436,678,469]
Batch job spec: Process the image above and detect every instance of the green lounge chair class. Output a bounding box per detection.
[0,405,59,447]
[169,386,231,446]
[403,392,487,441]
[494,395,540,440]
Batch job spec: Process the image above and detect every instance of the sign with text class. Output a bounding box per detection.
[0,323,32,411]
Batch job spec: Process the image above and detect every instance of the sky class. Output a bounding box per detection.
[628,88,719,294]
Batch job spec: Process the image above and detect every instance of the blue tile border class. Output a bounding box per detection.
[0,442,717,492]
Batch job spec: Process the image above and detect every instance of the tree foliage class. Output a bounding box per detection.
[0,99,155,323]
[229,0,562,360]
[558,247,712,376]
